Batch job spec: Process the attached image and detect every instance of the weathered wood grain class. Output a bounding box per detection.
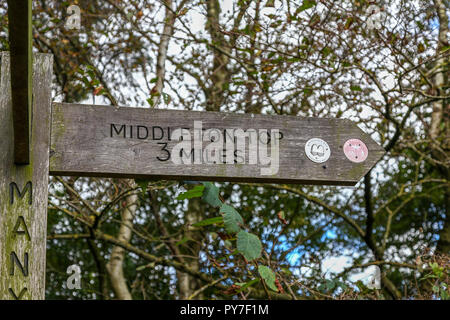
[0,53,53,299]
[7,0,33,164]
[50,103,385,186]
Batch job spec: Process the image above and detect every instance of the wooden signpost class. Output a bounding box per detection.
[0,1,385,300]
[0,53,53,299]
[49,103,384,186]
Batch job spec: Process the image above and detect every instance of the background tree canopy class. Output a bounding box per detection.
[1,0,448,300]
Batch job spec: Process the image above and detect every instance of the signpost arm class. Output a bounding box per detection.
[0,52,53,300]
[7,0,33,164]
[49,103,385,185]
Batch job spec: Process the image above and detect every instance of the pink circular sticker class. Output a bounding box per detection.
[343,139,368,163]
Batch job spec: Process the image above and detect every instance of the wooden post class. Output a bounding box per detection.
[7,0,33,164]
[0,52,53,299]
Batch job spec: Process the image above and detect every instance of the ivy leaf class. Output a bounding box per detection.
[237,231,262,261]
[176,185,205,200]
[258,265,278,292]
[192,216,223,228]
[201,182,222,208]
[220,204,244,234]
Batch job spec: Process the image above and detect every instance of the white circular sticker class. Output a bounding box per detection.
[305,138,331,163]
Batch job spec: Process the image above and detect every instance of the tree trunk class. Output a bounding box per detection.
[149,0,175,107]
[431,0,449,255]
[106,180,137,300]
[205,0,230,111]
[177,198,204,299]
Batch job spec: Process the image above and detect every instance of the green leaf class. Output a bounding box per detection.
[237,231,262,261]
[336,281,348,290]
[220,204,244,234]
[201,182,222,208]
[419,274,438,281]
[192,216,223,228]
[303,88,313,96]
[81,76,90,87]
[136,262,155,271]
[281,267,292,276]
[265,0,275,8]
[318,283,327,292]
[321,46,332,58]
[355,280,368,292]
[162,92,171,105]
[258,265,278,292]
[135,179,150,196]
[441,290,450,300]
[176,185,205,200]
[297,0,316,13]
[415,20,424,31]
[235,279,260,293]
[350,85,362,92]
[175,237,192,246]
[325,279,336,291]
